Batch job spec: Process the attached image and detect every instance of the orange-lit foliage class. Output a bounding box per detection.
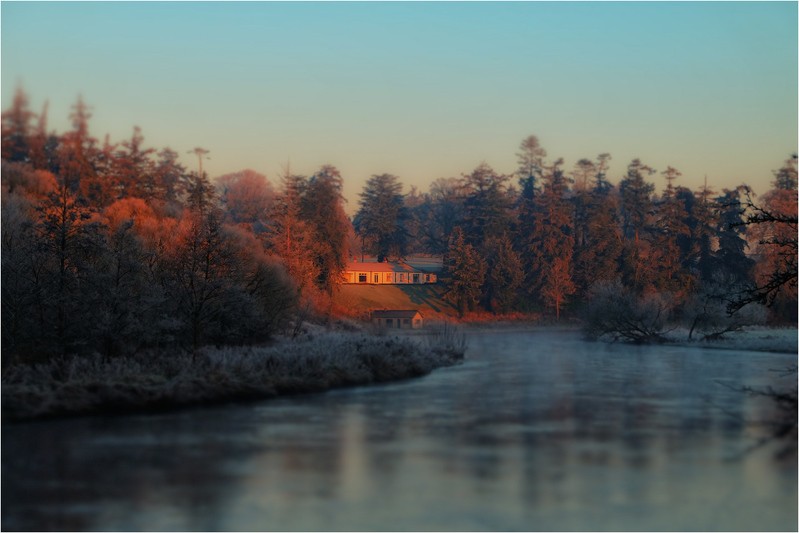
[217,169,275,229]
[1,162,57,198]
[748,175,798,320]
[103,197,156,231]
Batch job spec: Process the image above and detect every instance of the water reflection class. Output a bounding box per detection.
[2,331,796,531]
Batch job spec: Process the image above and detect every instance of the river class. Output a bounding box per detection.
[2,330,796,531]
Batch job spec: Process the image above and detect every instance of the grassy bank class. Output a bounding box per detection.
[1,331,466,422]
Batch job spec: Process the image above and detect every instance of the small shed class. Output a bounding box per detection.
[371,310,424,329]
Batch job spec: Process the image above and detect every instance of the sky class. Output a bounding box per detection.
[2,1,797,212]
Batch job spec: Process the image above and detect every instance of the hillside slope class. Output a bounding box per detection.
[334,283,459,321]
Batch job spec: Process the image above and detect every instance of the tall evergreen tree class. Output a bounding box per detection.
[301,165,351,294]
[419,177,466,255]
[531,159,576,318]
[618,159,656,291]
[483,233,524,313]
[573,154,622,297]
[444,227,487,316]
[516,134,547,201]
[353,173,408,261]
[713,186,755,284]
[650,166,692,293]
[267,170,318,295]
[113,126,156,199]
[58,96,98,194]
[1,86,34,163]
[461,163,514,248]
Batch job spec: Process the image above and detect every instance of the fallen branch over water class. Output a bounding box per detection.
[2,332,465,422]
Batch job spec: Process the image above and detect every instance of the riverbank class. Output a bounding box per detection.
[665,326,798,354]
[1,331,465,423]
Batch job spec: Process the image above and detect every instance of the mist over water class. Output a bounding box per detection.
[3,330,796,531]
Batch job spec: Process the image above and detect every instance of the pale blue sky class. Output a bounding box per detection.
[2,1,796,209]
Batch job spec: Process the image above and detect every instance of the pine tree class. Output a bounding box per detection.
[529,159,576,318]
[483,233,524,313]
[58,96,98,194]
[353,173,408,261]
[152,148,186,204]
[461,163,514,247]
[444,227,487,316]
[1,86,34,163]
[418,177,466,255]
[516,134,547,202]
[713,186,755,284]
[28,101,50,170]
[301,165,351,295]
[650,166,692,293]
[113,126,156,199]
[573,154,622,297]
[618,159,656,291]
[266,170,318,295]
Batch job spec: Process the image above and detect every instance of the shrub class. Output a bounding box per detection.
[584,280,674,344]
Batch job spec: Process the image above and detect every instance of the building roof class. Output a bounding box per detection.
[346,260,419,273]
[370,310,423,319]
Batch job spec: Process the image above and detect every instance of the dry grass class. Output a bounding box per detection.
[1,332,466,422]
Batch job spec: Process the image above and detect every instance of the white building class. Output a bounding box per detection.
[343,260,437,285]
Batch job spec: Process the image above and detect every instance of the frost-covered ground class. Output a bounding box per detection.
[665,326,798,354]
[1,331,465,422]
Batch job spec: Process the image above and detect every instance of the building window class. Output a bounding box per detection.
[374,274,379,283]
[413,274,420,283]
[386,318,393,327]
[403,319,410,325]
[358,273,367,283]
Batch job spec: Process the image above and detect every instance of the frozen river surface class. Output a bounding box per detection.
[2,330,796,531]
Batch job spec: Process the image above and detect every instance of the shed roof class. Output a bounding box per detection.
[370,310,423,319]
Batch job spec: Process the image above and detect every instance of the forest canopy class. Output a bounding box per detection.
[2,89,796,366]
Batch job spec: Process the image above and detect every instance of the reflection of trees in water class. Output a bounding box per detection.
[2,411,259,531]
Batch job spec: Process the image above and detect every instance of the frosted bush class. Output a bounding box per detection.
[2,331,465,421]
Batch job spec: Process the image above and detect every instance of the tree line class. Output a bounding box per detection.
[1,89,353,366]
[353,137,796,324]
[2,89,796,366]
